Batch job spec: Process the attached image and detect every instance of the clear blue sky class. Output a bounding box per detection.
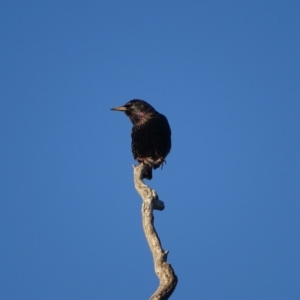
[1,1,300,299]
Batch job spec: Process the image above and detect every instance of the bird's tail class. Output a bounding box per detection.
[143,166,152,180]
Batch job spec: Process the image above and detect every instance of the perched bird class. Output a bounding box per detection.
[111,99,171,180]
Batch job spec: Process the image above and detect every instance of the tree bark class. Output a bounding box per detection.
[133,163,178,300]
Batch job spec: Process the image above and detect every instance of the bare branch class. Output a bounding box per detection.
[133,163,178,300]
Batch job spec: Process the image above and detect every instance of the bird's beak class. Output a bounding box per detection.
[110,105,127,112]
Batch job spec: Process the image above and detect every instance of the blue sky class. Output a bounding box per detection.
[1,1,300,299]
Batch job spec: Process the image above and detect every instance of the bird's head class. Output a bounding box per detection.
[111,99,156,125]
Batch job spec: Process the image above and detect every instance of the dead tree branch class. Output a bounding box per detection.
[133,163,178,300]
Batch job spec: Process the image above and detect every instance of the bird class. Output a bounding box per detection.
[111,99,171,180]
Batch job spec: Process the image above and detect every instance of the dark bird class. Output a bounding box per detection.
[111,99,171,180]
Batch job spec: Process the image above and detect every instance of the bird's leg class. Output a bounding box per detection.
[160,159,167,169]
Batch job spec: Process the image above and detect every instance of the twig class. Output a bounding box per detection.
[133,163,178,300]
